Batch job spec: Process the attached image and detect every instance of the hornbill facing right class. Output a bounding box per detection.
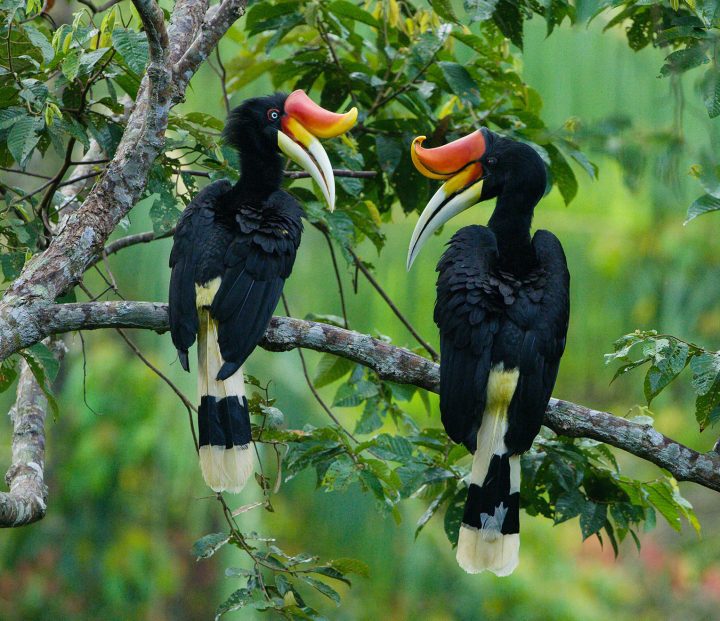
[169,91,357,494]
[407,128,570,576]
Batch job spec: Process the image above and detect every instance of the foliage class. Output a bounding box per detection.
[1,0,719,617]
[606,330,720,431]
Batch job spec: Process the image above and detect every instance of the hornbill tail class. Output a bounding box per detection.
[197,285,253,494]
[456,366,521,576]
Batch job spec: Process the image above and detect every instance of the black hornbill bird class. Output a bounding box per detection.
[407,128,570,575]
[168,90,357,493]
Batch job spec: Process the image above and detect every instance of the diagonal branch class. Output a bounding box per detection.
[0,0,247,363]
[19,300,720,495]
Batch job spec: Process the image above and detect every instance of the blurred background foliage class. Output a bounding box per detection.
[1,0,720,619]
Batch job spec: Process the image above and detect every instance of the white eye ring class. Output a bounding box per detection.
[267,109,279,121]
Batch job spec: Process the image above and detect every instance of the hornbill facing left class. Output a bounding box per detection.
[169,91,357,494]
[407,128,570,576]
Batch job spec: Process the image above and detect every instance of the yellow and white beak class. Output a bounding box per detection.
[407,131,488,270]
[278,90,358,212]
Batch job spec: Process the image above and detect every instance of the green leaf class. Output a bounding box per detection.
[23,24,54,64]
[300,576,341,605]
[443,485,466,546]
[579,501,607,540]
[112,29,149,75]
[19,343,59,419]
[149,190,182,234]
[643,341,689,405]
[214,588,253,619]
[645,480,682,531]
[375,135,402,176]
[0,357,18,392]
[329,557,369,578]
[493,0,524,49]
[328,0,380,27]
[546,143,578,205]
[691,352,720,430]
[192,532,229,559]
[0,251,26,281]
[438,62,481,106]
[369,434,413,461]
[333,379,379,407]
[463,0,499,22]
[430,0,460,23]
[685,194,720,224]
[313,353,354,388]
[7,115,42,167]
[702,67,720,118]
[61,49,81,81]
[660,45,709,77]
[321,457,356,492]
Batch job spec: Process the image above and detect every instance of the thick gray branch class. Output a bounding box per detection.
[0,342,64,527]
[0,0,247,362]
[28,301,720,494]
[173,0,248,94]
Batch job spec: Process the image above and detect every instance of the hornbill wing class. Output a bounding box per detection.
[169,180,232,370]
[210,190,304,376]
[503,229,570,454]
[434,225,500,451]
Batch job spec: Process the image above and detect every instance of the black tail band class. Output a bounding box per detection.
[462,454,520,534]
[198,395,251,448]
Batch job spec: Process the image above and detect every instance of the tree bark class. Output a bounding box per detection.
[20,301,720,496]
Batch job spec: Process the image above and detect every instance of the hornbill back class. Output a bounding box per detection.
[408,128,570,575]
[168,91,356,494]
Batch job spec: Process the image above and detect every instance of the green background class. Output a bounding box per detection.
[2,12,720,621]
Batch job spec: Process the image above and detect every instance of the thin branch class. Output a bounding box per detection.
[347,245,439,361]
[213,46,231,116]
[0,167,51,180]
[23,301,720,495]
[284,169,376,179]
[74,0,122,14]
[321,229,349,329]
[281,295,357,442]
[115,327,196,412]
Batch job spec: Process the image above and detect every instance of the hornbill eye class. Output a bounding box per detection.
[267,108,280,122]
[486,156,498,166]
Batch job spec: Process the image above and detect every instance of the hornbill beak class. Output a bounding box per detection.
[277,89,358,212]
[407,130,487,270]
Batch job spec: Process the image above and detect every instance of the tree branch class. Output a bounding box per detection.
[0,341,64,528]
[0,0,246,362]
[19,300,720,495]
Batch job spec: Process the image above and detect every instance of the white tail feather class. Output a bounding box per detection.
[456,365,521,576]
[196,293,253,494]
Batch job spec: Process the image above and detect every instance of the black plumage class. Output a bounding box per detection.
[409,128,570,575]
[435,224,569,454]
[167,93,311,494]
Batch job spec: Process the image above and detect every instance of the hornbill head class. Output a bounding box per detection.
[224,90,357,211]
[406,128,546,269]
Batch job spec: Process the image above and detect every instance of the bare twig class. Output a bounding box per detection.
[281,295,357,442]
[321,229,349,329]
[347,245,439,361]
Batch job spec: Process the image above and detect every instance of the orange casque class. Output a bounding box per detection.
[282,90,358,140]
[411,130,487,180]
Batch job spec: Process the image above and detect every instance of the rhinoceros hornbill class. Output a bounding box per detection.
[407,128,570,576]
[169,91,357,493]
